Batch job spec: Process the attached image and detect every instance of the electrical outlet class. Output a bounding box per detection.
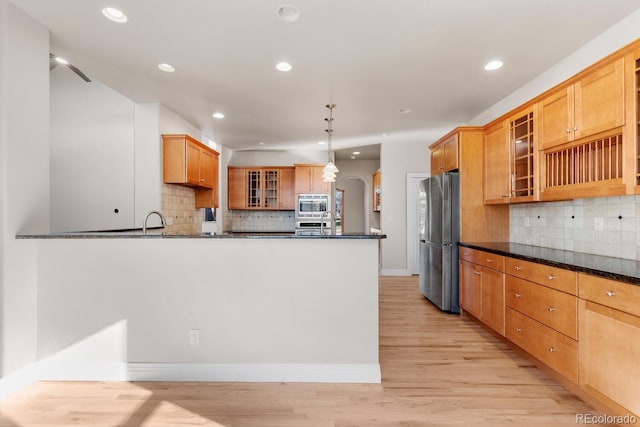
[190,329,200,345]
[594,217,604,231]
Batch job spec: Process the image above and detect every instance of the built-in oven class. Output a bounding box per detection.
[296,193,329,219]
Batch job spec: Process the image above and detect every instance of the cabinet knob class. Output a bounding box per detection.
[200,179,205,182]
[547,274,555,280]
[473,271,481,276]
[606,291,615,297]
[485,258,492,263]
[573,127,578,131]
[514,266,522,271]
[501,193,510,198]
[515,327,522,333]
[565,129,571,134]
[548,306,556,312]
[548,347,556,353]
[439,166,444,170]
[515,293,523,298]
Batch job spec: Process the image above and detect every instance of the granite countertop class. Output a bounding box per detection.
[459,242,640,285]
[16,231,386,240]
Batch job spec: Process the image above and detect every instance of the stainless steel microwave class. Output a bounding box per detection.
[296,194,329,218]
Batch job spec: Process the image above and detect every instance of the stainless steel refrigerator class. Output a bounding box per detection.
[418,172,460,313]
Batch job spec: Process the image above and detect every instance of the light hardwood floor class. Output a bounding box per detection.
[0,276,604,426]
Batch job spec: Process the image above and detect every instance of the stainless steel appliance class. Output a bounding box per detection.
[296,193,329,219]
[418,172,460,313]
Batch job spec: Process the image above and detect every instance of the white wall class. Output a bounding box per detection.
[379,140,431,274]
[50,67,135,232]
[229,149,325,167]
[0,1,50,376]
[133,103,162,228]
[336,159,380,233]
[33,238,380,383]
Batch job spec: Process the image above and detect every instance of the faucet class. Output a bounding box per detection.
[143,210,166,235]
[320,211,336,235]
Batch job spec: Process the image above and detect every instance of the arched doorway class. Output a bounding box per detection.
[336,176,368,234]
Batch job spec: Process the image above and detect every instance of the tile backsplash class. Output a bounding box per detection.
[161,184,202,233]
[510,195,640,260]
[229,210,295,232]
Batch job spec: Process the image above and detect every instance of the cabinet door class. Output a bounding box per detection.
[311,166,331,193]
[212,153,219,208]
[246,169,263,209]
[574,57,625,140]
[539,86,573,149]
[443,135,459,172]
[294,166,312,194]
[199,149,215,188]
[372,170,381,212]
[460,260,481,318]
[430,143,444,175]
[228,168,246,210]
[279,168,295,210]
[483,121,510,203]
[481,266,505,336]
[263,169,279,209]
[186,141,201,185]
[509,108,535,200]
[579,299,640,415]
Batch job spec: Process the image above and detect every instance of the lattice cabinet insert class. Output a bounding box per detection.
[510,111,535,198]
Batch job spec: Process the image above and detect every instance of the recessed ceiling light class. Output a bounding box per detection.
[350,155,356,160]
[277,4,300,22]
[102,7,127,23]
[158,63,175,72]
[484,60,503,71]
[55,57,69,65]
[276,62,292,72]
[212,112,225,119]
[352,151,360,155]
[399,108,412,114]
[318,141,326,145]
[258,142,265,145]
[382,133,390,137]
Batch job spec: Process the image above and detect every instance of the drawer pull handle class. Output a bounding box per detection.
[515,327,522,333]
[515,293,523,298]
[473,271,481,276]
[547,274,556,280]
[606,291,615,297]
[548,347,556,353]
[485,258,492,263]
[514,266,522,271]
[548,306,556,312]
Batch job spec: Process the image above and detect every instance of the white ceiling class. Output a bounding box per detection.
[12,0,640,155]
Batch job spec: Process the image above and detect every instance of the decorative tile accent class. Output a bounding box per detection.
[161,184,202,233]
[510,195,639,261]
[229,211,295,232]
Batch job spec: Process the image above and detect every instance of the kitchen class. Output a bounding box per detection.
[3,0,640,425]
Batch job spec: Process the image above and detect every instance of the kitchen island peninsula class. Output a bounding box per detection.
[17,232,385,384]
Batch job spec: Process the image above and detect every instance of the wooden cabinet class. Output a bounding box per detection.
[294,164,330,194]
[459,248,505,336]
[162,134,220,208]
[372,169,381,212]
[540,57,625,149]
[227,167,295,210]
[578,273,640,417]
[430,134,458,175]
[483,121,510,203]
[484,107,537,204]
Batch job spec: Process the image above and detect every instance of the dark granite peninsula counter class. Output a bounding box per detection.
[459,242,640,285]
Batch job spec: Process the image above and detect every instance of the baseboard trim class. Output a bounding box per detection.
[0,362,381,396]
[127,363,381,383]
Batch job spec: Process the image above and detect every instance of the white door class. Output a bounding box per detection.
[406,173,428,275]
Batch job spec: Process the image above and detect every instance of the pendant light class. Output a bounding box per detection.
[322,103,339,182]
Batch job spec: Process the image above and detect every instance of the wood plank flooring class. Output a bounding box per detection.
[0,276,604,426]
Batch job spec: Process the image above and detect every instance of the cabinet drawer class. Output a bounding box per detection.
[505,257,577,295]
[506,276,577,339]
[506,308,578,383]
[578,273,640,318]
[459,248,504,271]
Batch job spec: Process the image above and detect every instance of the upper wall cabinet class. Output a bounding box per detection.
[227,167,295,211]
[294,164,331,194]
[540,57,625,149]
[430,134,458,174]
[483,121,510,203]
[162,134,220,208]
[372,169,381,212]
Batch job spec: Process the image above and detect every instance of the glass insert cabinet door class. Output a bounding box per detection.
[247,170,262,208]
[510,111,534,198]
